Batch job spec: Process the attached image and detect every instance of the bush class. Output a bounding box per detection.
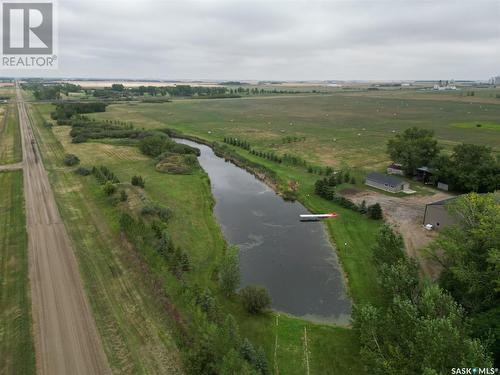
[63,153,80,166]
[240,285,271,314]
[131,175,145,188]
[103,181,116,196]
[140,203,171,222]
[75,166,91,176]
[219,246,240,296]
[367,203,383,220]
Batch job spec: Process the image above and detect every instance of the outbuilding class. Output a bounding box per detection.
[387,163,404,175]
[365,172,410,193]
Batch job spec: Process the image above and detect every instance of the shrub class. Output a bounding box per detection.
[367,203,383,220]
[140,203,171,222]
[131,175,145,187]
[75,166,91,176]
[63,153,80,166]
[103,181,116,196]
[72,134,87,143]
[219,246,240,296]
[240,285,271,314]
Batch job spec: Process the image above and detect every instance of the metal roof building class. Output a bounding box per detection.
[365,172,410,193]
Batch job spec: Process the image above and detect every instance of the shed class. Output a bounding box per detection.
[422,196,458,231]
[365,172,409,193]
[387,163,404,175]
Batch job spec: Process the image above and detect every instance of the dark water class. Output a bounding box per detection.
[175,139,351,324]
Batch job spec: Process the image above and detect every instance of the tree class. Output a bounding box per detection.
[354,281,492,375]
[240,285,271,314]
[111,83,125,91]
[387,127,440,175]
[139,135,171,157]
[372,224,405,266]
[432,144,499,193]
[367,203,383,220]
[219,246,240,296]
[430,193,500,313]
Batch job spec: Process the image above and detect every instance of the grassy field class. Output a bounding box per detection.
[0,103,22,165]
[91,89,500,170]
[29,104,184,375]
[34,102,366,374]
[0,170,36,375]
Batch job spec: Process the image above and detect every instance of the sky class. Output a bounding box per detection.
[5,0,500,81]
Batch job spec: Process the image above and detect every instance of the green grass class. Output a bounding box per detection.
[0,170,36,375]
[0,103,22,165]
[33,102,367,374]
[29,104,184,375]
[89,89,500,170]
[453,121,500,131]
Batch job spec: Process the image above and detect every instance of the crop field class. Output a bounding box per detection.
[33,102,366,374]
[0,170,36,375]
[90,89,500,170]
[0,103,22,165]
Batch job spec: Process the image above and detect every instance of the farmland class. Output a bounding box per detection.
[25,86,499,374]
[90,89,500,170]
[0,170,36,375]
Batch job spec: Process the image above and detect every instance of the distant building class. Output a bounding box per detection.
[365,172,409,193]
[387,163,404,176]
[491,76,500,85]
[423,196,459,231]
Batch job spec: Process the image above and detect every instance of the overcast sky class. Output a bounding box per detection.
[7,0,500,80]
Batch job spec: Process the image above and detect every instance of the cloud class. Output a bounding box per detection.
[8,0,500,80]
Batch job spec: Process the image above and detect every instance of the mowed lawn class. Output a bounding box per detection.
[33,102,367,374]
[91,91,500,169]
[0,103,22,165]
[0,170,36,375]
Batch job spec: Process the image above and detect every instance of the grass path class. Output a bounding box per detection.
[0,171,36,375]
[0,103,22,165]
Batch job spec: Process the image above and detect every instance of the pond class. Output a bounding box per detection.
[175,138,351,324]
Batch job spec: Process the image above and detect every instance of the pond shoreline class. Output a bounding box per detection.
[173,135,352,325]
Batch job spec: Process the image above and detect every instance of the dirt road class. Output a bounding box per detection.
[16,85,111,375]
[340,187,452,278]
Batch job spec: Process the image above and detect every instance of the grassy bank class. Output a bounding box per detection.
[32,102,366,374]
[0,103,22,165]
[0,170,36,375]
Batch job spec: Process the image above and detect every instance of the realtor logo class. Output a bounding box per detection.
[1,1,57,68]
